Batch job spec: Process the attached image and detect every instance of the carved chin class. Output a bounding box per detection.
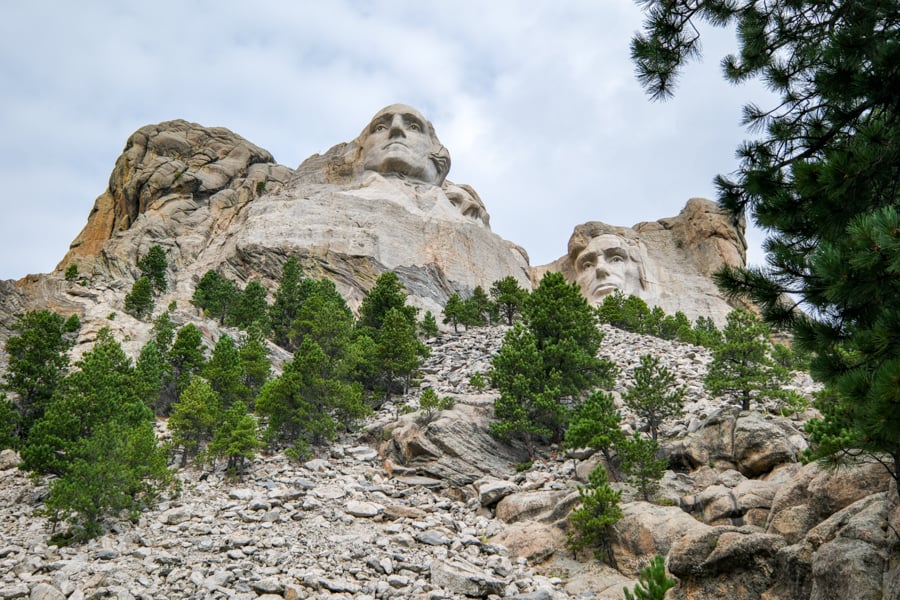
[370,156,436,185]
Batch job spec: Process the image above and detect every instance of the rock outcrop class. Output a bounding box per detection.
[52,106,531,323]
[536,198,748,325]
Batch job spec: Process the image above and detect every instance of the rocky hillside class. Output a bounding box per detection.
[1,325,896,600]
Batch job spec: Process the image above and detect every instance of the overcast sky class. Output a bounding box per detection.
[0,1,774,281]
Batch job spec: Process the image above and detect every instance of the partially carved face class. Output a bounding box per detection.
[361,104,444,185]
[574,234,644,304]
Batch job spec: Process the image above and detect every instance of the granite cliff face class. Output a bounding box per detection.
[1,105,745,348]
[55,107,530,323]
[535,198,748,326]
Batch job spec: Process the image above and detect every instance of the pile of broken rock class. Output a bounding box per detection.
[1,325,898,600]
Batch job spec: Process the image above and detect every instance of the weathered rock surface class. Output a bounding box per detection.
[4,283,898,600]
[536,198,748,325]
[379,403,530,487]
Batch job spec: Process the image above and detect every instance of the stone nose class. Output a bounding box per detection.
[388,115,406,138]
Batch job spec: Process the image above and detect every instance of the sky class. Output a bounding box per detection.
[0,1,774,281]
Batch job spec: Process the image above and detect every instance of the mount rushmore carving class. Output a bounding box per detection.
[1,104,746,340]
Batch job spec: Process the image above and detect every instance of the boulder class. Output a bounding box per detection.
[430,558,506,597]
[380,404,529,486]
[667,527,786,600]
[491,521,567,564]
[680,478,779,527]
[667,408,805,476]
[495,490,577,524]
[609,501,710,577]
[0,449,20,471]
[766,461,892,540]
[476,477,519,507]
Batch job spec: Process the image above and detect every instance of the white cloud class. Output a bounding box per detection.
[0,0,772,280]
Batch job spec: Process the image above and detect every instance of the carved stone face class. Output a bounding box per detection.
[361,104,442,184]
[574,234,644,304]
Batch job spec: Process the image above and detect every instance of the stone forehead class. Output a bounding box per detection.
[369,103,429,123]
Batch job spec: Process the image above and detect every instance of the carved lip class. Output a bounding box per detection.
[382,141,409,150]
[590,283,618,296]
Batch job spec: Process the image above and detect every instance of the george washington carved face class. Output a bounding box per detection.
[359,104,450,186]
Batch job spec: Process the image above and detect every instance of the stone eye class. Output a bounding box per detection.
[408,122,421,132]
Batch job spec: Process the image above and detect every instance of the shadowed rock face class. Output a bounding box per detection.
[536,198,749,326]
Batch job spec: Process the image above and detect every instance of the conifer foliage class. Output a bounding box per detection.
[632,0,900,494]
[491,272,616,456]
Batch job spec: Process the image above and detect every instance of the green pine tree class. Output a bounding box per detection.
[237,325,271,406]
[168,377,222,467]
[206,400,261,479]
[21,328,148,476]
[377,308,428,400]
[269,257,305,349]
[619,431,667,502]
[624,354,685,440]
[43,420,171,542]
[137,245,168,294]
[623,555,675,600]
[358,271,417,332]
[124,276,155,319]
[2,310,79,440]
[162,323,207,414]
[564,390,625,466]
[228,280,270,330]
[631,0,900,497]
[419,310,440,338]
[490,275,528,326]
[704,309,788,411]
[442,293,466,333]
[192,270,238,324]
[566,464,623,563]
[202,334,246,409]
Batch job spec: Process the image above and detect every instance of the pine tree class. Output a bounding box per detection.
[290,278,354,366]
[463,285,494,327]
[269,257,305,349]
[21,328,149,476]
[206,400,261,479]
[419,310,440,338]
[632,0,900,496]
[624,354,685,440]
[564,390,625,466]
[227,280,270,330]
[43,419,171,542]
[192,270,238,323]
[168,377,221,467]
[619,432,667,502]
[490,324,564,458]
[690,316,722,349]
[566,464,623,563]
[237,325,271,406]
[2,310,79,440]
[491,272,616,455]
[376,308,428,400]
[202,334,246,409]
[523,272,614,400]
[490,276,528,326]
[704,309,788,411]
[358,272,417,332]
[137,245,168,294]
[623,555,675,600]
[163,323,207,414]
[124,276,155,319]
[442,293,466,333]
[0,395,19,450]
